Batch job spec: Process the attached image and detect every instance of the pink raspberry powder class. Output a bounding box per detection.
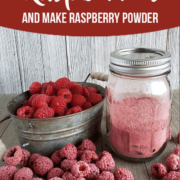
[62,172,76,180]
[0,166,18,180]
[14,167,33,180]
[28,153,41,169]
[47,168,64,180]
[85,163,100,180]
[51,150,62,166]
[61,159,77,171]
[18,149,31,167]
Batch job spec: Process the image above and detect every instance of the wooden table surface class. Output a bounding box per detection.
[0,90,179,180]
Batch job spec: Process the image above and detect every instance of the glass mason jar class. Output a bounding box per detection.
[106,48,172,162]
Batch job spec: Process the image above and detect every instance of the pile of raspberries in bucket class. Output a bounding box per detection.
[16,77,104,119]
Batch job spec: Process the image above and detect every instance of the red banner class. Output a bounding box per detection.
[0,0,179,36]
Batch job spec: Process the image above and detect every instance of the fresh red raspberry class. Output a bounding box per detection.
[50,96,67,114]
[70,81,78,88]
[85,163,100,180]
[71,94,87,107]
[22,100,30,107]
[62,172,76,180]
[18,149,31,167]
[151,163,167,178]
[48,96,56,104]
[61,159,77,171]
[3,146,22,166]
[32,179,43,180]
[32,94,50,109]
[0,166,18,180]
[29,94,39,106]
[82,102,92,110]
[28,153,41,169]
[60,143,77,160]
[49,178,63,180]
[14,167,33,180]
[41,85,56,96]
[114,168,134,180]
[47,168,64,180]
[163,171,180,180]
[87,87,98,94]
[98,171,115,180]
[42,81,55,88]
[87,93,103,105]
[33,107,54,119]
[57,106,68,117]
[166,153,179,171]
[96,151,115,171]
[174,146,180,156]
[177,133,180,143]
[71,85,83,95]
[51,150,62,166]
[71,161,90,178]
[81,150,98,163]
[82,87,90,97]
[17,106,35,118]
[33,156,54,176]
[55,77,71,91]
[57,89,72,103]
[65,107,82,115]
[29,82,41,95]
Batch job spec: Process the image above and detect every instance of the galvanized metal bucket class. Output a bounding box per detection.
[7,82,105,156]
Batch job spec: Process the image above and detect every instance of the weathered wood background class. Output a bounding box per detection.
[0,27,179,94]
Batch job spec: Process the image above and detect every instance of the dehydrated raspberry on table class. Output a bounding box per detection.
[32,178,43,180]
[81,150,98,163]
[174,146,180,156]
[18,149,31,167]
[33,107,54,119]
[54,77,71,91]
[87,87,98,94]
[70,81,78,88]
[28,153,41,169]
[3,146,22,166]
[87,93,103,105]
[49,178,63,180]
[57,89,72,103]
[47,168,64,180]
[61,159,77,171]
[96,151,115,171]
[71,161,90,178]
[85,163,100,180]
[98,171,115,180]
[62,172,76,180]
[57,106,68,117]
[60,143,77,160]
[163,171,180,180]
[71,85,83,95]
[32,94,50,109]
[114,168,134,180]
[33,156,53,176]
[177,133,180,143]
[82,102,92,110]
[22,100,30,107]
[65,106,82,115]
[50,96,67,114]
[166,153,179,171]
[17,106,35,118]
[14,167,33,180]
[0,166,18,180]
[71,94,87,107]
[51,150,62,166]
[41,85,56,96]
[82,86,90,97]
[151,163,167,178]
[77,178,86,180]
[29,94,39,106]
[29,82,41,95]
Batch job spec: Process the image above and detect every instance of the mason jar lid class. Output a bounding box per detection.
[110,48,171,76]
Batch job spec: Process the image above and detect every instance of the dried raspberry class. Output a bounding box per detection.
[28,153,41,169]
[166,153,179,171]
[71,161,90,178]
[33,156,53,176]
[65,106,82,115]
[151,163,167,178]
[14,167,33,180]
[87,93,103,105]
[61,159,77,171]
[3,146,22,166]
[98,171,115,180]
[81,150,98,163]
[47,168,64,180]
[49,178,63,180]
[177,133,180,143]
[51,150,62,166]
[57,106,68,117]
[22,100,30,107]
[41,85,56,96]
[163,171,180,180]
[32,179,43,180]
[50,96,67,114]
[60,143,77,160]
[82,102,92,110]
[17,106,35,118]
[82,87,90,97]
[174,146,180,156]
[29,82,41,95]
[77,178,86,180]
[71,94,87,107]
[71,85,83,95]
[55,77,71,91]
[29,94,39,106]
[18,149,31,167]
[32,94,50,109]
[70,81,78,88]
[87,87,98,94]
[85,163,100,180]
[114,168,134,180]
[62,172,76,180]
[96,151,115,171]
[57,89,72,103]
[33,107,54,119]
[0,166,18,180]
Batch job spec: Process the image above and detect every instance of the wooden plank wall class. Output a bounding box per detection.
[0,27,179,94]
